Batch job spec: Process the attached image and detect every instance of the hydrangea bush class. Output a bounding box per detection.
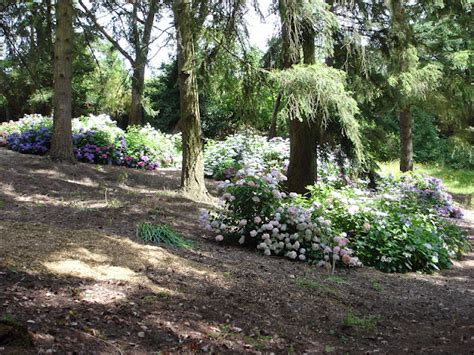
[0,114,181,171]
[200,169,361,271]
[201,164,467,273]
[1,114,53,154]
[395,174,463,218]
[204,134,289,180]
[203,133,358,182]
[305,175,469,273]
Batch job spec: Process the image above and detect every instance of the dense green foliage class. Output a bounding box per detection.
[202,168,469,273]
[0,114,181,169]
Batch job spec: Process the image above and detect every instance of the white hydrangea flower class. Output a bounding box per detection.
[298,254,306,261]
[238,235,245,244]
[215,235,224,242]
[272,189,282,199]
[250,230,258,237]
[264,249,271,256]
[239,219,248,226]
[287,251,297,259]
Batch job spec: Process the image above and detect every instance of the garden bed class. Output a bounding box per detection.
[0,148,473,353]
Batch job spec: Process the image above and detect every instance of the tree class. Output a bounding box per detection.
[49,0,75,162]
[78,0,160,126]
[173,0,208,199]
[276,0,361,193]
[279,0,318,193]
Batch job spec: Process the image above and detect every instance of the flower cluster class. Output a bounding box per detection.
[204,134,290,180]
[0,132,7,147]
[0,114,181,171]
[6,128,51,155]
[305,175,469,273]
[203,133,358,183]
[398,173,463,219]
[200,170,361,269]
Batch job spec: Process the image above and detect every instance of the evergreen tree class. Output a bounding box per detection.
[173,0,208,199]
[50,0,75,162]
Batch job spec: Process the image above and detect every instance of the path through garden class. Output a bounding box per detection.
[0,148,472,353]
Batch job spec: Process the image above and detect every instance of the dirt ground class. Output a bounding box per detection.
[0,148,473,354]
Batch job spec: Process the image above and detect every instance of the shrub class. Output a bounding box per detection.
[0,121,20,146]
[200,170,361,270]
[203,133,357,182]
[1,114,182,171]
[305,174,469,273]
[6,128,51,155]
[124,124,181,169]
[204,134,289,179]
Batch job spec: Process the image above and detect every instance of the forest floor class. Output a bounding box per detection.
[0,148,473,354]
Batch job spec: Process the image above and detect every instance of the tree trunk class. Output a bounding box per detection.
[281,1,318,193]
[174,0,208,200]
[287,120,318,193]
[268,91,282,140]
[50,0,75,162]
[399,108,413,172]
[129,59,145,126]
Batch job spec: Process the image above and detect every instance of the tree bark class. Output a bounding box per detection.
[268,91,282,140]
[399,108,413,172]
[174,0,208,200]
[50,0,75,162]
[129,58,146,126]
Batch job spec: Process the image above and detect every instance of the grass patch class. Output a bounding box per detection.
[326,275,348,285]
[378,161,474,196]
[142,291,171,304]
[296,277,322,290]
[137,222,193,249]
[343,311,380,332]
[243,334,272,350]
[296,277,339,295]
[1,313,17,323]
[207,324,237,339]
[371,280,384,292]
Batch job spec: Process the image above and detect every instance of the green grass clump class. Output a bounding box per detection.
[137,222,193,249]
[343,311,380,332]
